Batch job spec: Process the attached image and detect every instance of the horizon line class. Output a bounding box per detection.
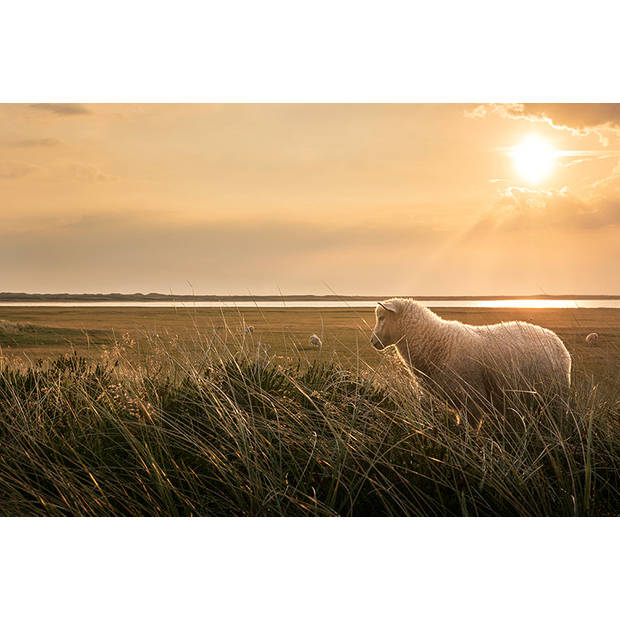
[1,292,619,301]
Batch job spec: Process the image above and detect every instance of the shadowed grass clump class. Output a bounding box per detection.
[0,338,618,516]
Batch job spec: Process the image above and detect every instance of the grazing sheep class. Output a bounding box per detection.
[585,332,599,345]
[245,325,255,334]
[370,298,571,415]
[309,334,322,348]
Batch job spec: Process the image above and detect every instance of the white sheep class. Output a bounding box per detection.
[309,334,322,348]
[370,298,571,414]
[585,332,598,345]
[245,325,255,334]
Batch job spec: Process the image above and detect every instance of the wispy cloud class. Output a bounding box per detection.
[0,159,116,183]
[0,211,442,294]
[471,185,620,234]
[1,138,61,148]
[466,103,620,143]
[559,152,620,168]
[30,103,91,116]
[58,161,116,182]
[0,160,40,179]
[493,143,620,168]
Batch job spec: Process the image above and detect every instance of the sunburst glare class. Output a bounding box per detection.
[511,134,557,184]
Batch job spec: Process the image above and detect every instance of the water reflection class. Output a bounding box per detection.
[0,299,618,309]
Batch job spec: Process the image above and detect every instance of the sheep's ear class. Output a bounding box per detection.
[378,301,398,313]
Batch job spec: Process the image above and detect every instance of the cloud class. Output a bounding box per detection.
[1,138,61,148]
[33,211,438,253]
[0,211,442,294]
[0,159,115,182]
[466,103,620,142]
[471,185,620,235]
[58,161,116,182]
[1,209,616,296]
[0,160,40,179]
[29,103,91,116]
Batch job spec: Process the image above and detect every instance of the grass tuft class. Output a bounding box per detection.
[0,334,618,516]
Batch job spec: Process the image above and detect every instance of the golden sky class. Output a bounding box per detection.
[1,103,619,295]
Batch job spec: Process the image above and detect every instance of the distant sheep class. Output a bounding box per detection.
[309,334,322,348]
[245,325,255,334]
[585,332,598,345]
[370,298,571,414]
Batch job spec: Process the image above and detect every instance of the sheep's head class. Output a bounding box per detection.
[370,299,403,350]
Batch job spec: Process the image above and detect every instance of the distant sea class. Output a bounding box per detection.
[1,299,619,309]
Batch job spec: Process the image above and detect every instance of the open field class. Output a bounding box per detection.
[0,305,618,516]
[1,306,619,376]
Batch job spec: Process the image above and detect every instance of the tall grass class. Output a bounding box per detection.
[0,331,617,516]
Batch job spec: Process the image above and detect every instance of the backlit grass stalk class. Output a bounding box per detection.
[0,330,617,516]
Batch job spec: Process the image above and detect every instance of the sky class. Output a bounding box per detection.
[1,103,619,296]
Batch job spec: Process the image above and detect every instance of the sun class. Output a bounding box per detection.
[511,135,556,184]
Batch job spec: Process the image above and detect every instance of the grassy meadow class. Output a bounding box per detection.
[0,305,618,516]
